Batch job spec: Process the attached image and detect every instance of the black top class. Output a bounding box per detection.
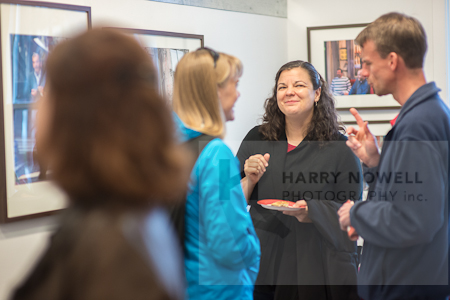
[12,206,178,300]
[237,126,363,298]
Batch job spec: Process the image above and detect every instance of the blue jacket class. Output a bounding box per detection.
[174,115,260,300]
[351,82,450,299]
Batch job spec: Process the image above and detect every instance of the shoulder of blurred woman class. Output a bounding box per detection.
[139,207,185,300]
[29,206,177,300]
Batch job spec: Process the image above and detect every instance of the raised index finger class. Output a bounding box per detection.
[349,108,365,128]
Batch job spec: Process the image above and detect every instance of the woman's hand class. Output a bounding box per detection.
[283,200,312,223]
[244,153,270,186]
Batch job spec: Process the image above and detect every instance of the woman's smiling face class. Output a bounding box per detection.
[276,67,320,119]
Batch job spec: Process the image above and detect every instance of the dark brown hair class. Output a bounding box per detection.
[259,60,343,141]
[355,12,427,69]
[38,29,187,206]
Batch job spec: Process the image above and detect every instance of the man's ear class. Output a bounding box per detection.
[388,52,399,71]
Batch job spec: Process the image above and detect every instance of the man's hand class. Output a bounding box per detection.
[346,108,380,168]
[338,200,354,231]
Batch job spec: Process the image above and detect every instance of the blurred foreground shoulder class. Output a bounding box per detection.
[11,207,177,300]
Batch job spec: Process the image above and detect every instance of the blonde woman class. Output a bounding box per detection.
[172,48,260,300]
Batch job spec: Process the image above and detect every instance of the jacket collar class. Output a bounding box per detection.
[394,82,440,128]
[173,113,202,143]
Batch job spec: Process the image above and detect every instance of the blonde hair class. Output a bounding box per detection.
[172,49,243,138]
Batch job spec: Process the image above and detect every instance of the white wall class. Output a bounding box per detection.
[1,1,449,299]
[0,1,287,299]
[83,0,287,153]
[287,0,449,104]
[0,217,57,300]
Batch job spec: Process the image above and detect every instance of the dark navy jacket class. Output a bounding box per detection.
[351,82,450,299]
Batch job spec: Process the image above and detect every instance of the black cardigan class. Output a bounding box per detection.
[237,126,363,299]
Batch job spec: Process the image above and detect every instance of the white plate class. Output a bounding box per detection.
[260,204,304,212]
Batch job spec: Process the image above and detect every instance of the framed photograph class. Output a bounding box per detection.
[307,23,400,136]
[109,28,204,104]
[307,24,401,108]
[0,1,91,222]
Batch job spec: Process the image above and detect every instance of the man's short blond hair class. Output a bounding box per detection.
[355,12,427,69]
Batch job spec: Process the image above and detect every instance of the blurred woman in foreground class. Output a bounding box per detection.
[172,48,260,300]
[12,29,187,300]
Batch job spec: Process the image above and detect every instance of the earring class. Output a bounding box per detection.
[315,101,318,107]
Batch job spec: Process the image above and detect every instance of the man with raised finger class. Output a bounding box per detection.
[337,12,450,300]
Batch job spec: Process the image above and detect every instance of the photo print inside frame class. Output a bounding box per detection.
[325,39,374,96]
[10,34,67,185]
[144,47,188,103]
[113,29,203,105]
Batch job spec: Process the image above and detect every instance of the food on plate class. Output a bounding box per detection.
[270,201,291,207]
[257,199,306,211]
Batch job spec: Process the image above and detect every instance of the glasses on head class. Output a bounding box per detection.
[198,47,219,68]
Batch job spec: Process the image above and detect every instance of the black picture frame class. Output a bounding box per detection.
[0,0,91,223]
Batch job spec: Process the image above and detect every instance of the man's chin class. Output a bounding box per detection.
[374,90,388,96]
[369,85,386,96]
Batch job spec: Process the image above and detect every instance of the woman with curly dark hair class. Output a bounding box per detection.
[237,60,363,300]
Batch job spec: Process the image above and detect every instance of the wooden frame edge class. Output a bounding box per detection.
[307,23,370,63]
[104,27,204,48]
